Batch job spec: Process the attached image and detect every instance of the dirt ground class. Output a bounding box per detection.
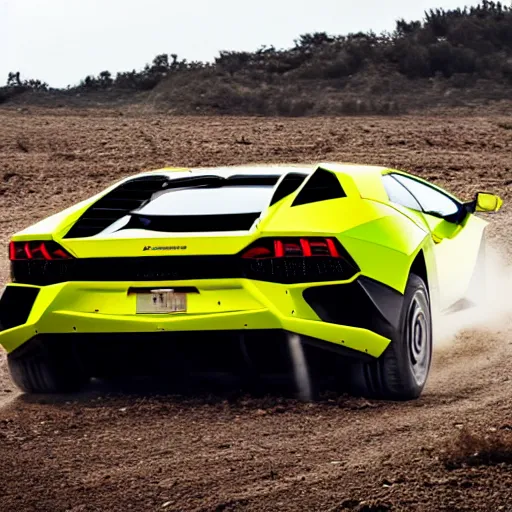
[0,107,511,511]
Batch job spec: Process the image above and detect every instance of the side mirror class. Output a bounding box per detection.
[475,192,503,213]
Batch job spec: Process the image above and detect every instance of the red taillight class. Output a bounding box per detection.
[9,241,73,261]
[9,242,16,261]
[326,238,340,258]
[300,239,312,257]
[274,240,285,258]
[242,237,342,259]
[242,246,272,259]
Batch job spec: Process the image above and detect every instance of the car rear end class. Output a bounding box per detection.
[0,166,406,391]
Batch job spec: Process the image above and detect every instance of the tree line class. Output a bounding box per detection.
[3,1,512,97]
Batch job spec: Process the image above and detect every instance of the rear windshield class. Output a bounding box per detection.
[136,185,275,216]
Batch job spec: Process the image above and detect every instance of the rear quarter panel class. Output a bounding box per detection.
[339,209,431,293]
[260,197,430,293]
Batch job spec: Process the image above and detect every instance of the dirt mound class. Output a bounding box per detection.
[442,428,512,470]
[0,108,511,511]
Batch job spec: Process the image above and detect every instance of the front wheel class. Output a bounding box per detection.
[351,274,432,401]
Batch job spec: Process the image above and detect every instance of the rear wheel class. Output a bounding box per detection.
[351,274,432,401]
[8,338,88,394]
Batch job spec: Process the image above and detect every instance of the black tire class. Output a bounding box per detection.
[7,338,88,394]
[351,274,432,401]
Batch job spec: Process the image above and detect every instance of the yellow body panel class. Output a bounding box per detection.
[0,279,389,357]
[423,213,487,309]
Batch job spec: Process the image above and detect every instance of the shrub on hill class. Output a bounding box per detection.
[2,1,511,113]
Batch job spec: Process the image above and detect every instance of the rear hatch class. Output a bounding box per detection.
[10,167,363,286]
[60,172,290,258]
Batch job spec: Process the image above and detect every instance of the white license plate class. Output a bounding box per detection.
[136,289,187,314]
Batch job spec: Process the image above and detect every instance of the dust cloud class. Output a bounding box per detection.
[434,244,512,348]
[288,334,312,401]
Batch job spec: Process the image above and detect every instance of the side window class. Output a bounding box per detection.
[392,174,460,218]
[382,175,422,212]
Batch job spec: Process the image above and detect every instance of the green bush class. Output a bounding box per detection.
[3,2,512,114]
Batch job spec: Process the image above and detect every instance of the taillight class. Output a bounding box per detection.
[9,241,73,261]
[242,237,343,259]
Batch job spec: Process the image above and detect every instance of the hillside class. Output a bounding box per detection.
[2,1,512,115]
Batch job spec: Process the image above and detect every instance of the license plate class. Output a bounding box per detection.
[136,289,187,314]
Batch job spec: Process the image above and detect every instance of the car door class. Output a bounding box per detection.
[383,173,485,310]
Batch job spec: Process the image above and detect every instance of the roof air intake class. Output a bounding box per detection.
[291,167,346,207]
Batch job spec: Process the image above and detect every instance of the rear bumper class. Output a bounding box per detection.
[0,277,394,358]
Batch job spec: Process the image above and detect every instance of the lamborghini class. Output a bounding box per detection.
[0,163,503,399]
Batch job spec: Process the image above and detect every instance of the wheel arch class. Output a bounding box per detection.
[408,238,439,312]
[410,249,429,292]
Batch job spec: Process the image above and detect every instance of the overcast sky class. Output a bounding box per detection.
[1,0,480,88]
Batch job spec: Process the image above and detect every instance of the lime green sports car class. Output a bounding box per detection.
[0,164,503,399]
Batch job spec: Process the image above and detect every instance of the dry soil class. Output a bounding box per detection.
[0,107,511,512]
